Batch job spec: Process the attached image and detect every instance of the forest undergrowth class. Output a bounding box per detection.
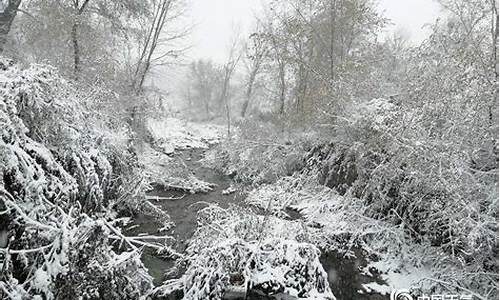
[200,97,498,299]
[0,58,181,299]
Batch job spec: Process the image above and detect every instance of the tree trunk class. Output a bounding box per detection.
[329,0,337,81]
[203,90,210,119]
[492,0,499,77]
[221,70,231,137]
[135,0,172,93]
[71,22,80,75]
[71,0,90,78]
[225,96,231,138]
[0,0,22,53]
[241,69,257,117]
[278,63,286,115]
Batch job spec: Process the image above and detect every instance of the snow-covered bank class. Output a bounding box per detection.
[148,118,224,154]
[0,58,161,299]
[141,118,225,193]
[199,103,498,299]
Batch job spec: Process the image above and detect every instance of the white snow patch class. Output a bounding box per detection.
[362,260,432,294]
[148,117,224,153]
[222,185,237,195]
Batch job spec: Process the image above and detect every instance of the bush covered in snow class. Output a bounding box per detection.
[153,205,334,300]
[202,120,312,186]
[329,94,498,283]
[245,172,497,295]
[0,58,170,299]
[148,118,224,154]
[210,92,497,298]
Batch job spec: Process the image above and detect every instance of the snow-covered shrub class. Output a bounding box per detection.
[0,58,169,299]
[306,94,498,297]
[246,171,498,297]
[181,238,333,300]
[202,121,312,185]
[154,205,334,299]
[0,215,153,300]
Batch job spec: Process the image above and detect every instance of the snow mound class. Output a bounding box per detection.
[180,238,334,300]
[148,118,224,154]
[140,145,214,193]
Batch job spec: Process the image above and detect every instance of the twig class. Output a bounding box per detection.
[0,244,53,255]
[1,192,59,232]
[146,194,185,201]
[424,277,488,300]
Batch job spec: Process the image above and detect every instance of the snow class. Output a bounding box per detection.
[180,237,335,300]
[347,97,398,129]
[222,185,237,195]
[156,205,336,299]
[148,117,224,153]
[142,117,225,192]
[141,144,215,192]
[243,173,443,296]
[361,260,432,294]
[0,58,155,300]
[32,269,53,299]
[362,282,392,295]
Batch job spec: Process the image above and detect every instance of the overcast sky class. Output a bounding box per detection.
[186,0,443,63]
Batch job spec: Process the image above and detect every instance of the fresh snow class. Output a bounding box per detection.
[148,118,224,154]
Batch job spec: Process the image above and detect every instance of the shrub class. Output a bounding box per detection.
[0,58,168,299]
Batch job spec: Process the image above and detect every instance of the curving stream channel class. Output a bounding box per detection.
[126,148,389,300]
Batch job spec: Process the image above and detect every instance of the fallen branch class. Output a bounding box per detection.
[0,243,53,254]
[146,194,185,201]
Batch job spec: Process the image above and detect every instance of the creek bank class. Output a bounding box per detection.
[126,148,247,283]
[130,147,391,299]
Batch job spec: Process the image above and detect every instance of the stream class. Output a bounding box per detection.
[126,148,389,300]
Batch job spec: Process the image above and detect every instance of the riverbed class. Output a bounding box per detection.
[127,148,389,299]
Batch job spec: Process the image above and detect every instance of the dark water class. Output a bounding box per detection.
[131,149,242,241]
[126,148,246,283]
[127,148,389,299]
[321,250,389,300]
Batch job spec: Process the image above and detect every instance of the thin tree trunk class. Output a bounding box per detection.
[71,0,91,78]
[203,90,210,119]
[241,69,257,117]
[271,36,286,115]
[278,62,286,115]
[136,0,172,93]
[329,0,337,81]
[0,0,22,53]
[133,0,162,81]
[225,95,231,138]
[492,0,499,77]
[220,68,231,137]
[489,0,498,124]
[71,22,80,75]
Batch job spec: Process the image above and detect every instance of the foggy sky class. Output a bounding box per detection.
[187,0,443,63]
